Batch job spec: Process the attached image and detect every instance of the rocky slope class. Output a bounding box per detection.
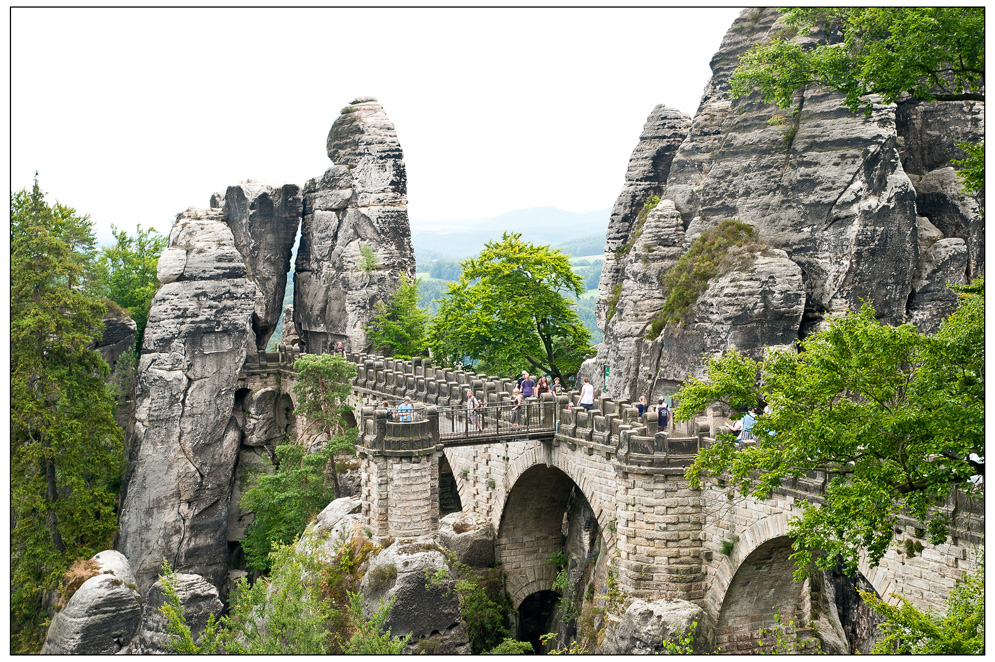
[293,96,416,354]
[117,207,256,595]
[587,8,984,400]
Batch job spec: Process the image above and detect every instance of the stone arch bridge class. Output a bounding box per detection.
[239,346,982,652]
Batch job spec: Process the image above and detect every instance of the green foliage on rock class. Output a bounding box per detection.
[10,179,125,653]
[241,354,357,573]
[365,273,429,359]
[159,541,408,655]
[485,638,535,654]
[425,552,514,654]
[730,8,985,115]
[428,232,592,382]
[99,224,167,353]
[861,553,984,654]
[675,279,984,577]
[647,219,760,337]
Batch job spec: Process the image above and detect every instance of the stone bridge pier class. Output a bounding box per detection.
[355,405,444,539]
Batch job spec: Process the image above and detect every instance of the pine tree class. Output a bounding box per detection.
[10,178,125,652]
[365,273,429,359]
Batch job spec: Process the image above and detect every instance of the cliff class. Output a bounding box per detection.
[588,8,984,400]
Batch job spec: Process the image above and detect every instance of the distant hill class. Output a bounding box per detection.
[412,207,609,260]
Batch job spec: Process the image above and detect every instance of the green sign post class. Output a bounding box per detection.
[604,365,609,391]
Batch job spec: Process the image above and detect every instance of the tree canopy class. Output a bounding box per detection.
[730,8,984,115]
[674,279,984,577]
[10,179,125,652]
[428,232,592,382]
[99,224,167,353]
[365,273,429,359]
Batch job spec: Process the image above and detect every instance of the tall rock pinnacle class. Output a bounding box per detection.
[293,96,416,354]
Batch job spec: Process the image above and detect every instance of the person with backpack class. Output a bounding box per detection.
[466,389,483,432]
[657,398,669,431]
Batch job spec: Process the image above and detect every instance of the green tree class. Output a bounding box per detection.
[428,232,593,382]
[100,224,167,352]
[731,8,984,193]
[731,8,984,114]
[365,273,429,359]
[239,441,338,573]
[675,279,984,577]
[10,180,125,652]
[861,553,984,654]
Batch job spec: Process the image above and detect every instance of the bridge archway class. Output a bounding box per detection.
[497,464,580,609]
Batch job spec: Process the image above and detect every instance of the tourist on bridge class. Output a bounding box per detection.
[398,396,414,422]
[334,341,346,357]
[657,399,670,431]
[636,396,648,423]
[517,370,528,389]
[382,400,394,422]
[466,389,483,432]
[521,373,536,398]
[726,406,757,445]
[510,388,523,430]
[536,376,551,398]
[551,376,564,396]
[579,377,595,411]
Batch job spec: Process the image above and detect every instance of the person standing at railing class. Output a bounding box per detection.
[579,377,595,411]
[521,373,536,398]
[510,388,523,430]
[636,396,648,423]
[536,376,551,398]
[398,396,413,422]
[382,400,394,422]
[551,377,564,396]
[656,398,669,431]
[466,389,483,432]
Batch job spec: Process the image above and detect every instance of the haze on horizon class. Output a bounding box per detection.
[11,6,744,246]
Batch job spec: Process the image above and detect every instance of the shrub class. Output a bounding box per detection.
[485,638,534,654]
[57,558,101,609]
[605,282,623,325]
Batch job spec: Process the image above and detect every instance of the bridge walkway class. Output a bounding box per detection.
[400,401,557,447]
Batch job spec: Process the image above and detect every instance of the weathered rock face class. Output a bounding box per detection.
[591,8,983,399]
[599,599,713,655]
[93,310,137,375]
[360,537,463,642]
[438,511,496,568]
[294,97,416,355]
[596,106,692,327]
[133,573,224,654]
[216,180,302,351]
[117,207,256,595]
[40,550,143,655]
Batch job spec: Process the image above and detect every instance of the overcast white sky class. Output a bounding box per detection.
[11,6,743,245]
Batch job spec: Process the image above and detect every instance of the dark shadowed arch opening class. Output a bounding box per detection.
[498,464,604,652]
[438,453,462,517]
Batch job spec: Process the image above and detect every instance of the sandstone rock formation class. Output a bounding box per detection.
[133,572,224,653]
[360,537,464,646]
[294,97,416,354]
[40,550,143,655]
[596,105,691,327]
[215,180,302,351]
[117,207,256,595]
[589,8,983,399]
[439,511,496,568]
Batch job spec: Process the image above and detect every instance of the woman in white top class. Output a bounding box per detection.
[466,389,482,431]
[579,377,595,411]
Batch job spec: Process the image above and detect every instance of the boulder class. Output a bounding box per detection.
[439,511,495,568]
[599,599,713,655]
[117,206,256,595]
[134,573,224,654]
[301,496,365,561]
[293,97,416,354]
[219,180,302,351]
[40,551,142,655]
[359,537,462,641]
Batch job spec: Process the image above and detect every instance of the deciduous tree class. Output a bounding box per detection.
[100,224,167,352]
[674,279,984,577]
[428,232,592,382]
